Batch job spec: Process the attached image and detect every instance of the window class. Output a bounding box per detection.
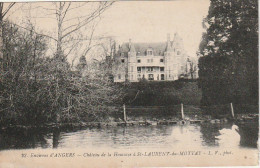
[147,59,153,63]
[148,67,153,72]
[148,74,154,80]
[121,53,124,57]
[137,59,141,63]
[137,74,141,80]
[160,59,164,63]
[161,74,165,80]
[118,74,121,79]
[137,67,141,72]
[160,67,164,72]
[147,50,153,55]
[131,66,133,72]
[121,59,125,63]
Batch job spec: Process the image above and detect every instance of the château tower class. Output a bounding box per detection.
[127,39,137,81]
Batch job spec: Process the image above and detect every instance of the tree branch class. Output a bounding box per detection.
[2,3,15,18]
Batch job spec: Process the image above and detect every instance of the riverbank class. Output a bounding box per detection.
[1,113,258,130]
[1,80,258,128]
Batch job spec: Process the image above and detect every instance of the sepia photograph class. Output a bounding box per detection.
[0,0,259,167]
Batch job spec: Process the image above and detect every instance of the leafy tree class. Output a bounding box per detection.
[198,0,258,106]
[0,22,48,125]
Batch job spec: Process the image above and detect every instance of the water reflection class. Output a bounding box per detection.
[238,123,259,148]
[0,122,258,151]
[53,128,60,148]
[0,128,51,150]
[200,122,233,146]
[168,124,202,148]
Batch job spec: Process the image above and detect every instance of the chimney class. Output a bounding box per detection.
[129,38,136,52]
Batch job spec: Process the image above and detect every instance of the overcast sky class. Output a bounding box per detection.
[8,0,210,61]
[95,0,210,57]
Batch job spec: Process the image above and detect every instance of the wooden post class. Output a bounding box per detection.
[181,103,184,120]
[123,104,127,122]
[230,103,234,118]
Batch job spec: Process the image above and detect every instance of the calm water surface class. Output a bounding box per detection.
[0,122,258,151]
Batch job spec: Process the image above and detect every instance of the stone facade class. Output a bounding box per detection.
[112,33,196,82]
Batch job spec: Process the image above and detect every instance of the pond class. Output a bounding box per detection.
[0,122,258,151]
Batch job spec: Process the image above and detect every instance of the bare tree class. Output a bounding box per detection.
[29,2,114,63]
[0,2,15,72]
[0,2,123,125]
[99,37,116,59]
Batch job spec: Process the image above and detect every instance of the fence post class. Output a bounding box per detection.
[181,103,184,120]
[230,103,234,118]
[123,104,127,122]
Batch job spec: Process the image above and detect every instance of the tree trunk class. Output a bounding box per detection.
[0,13,3,74]
[56,2,63,61]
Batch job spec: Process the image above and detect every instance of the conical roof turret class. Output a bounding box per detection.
[165,33,174,52]
[173,32,183,48]
[129,39,136,52]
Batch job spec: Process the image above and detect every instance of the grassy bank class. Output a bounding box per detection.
[121,79,202,106]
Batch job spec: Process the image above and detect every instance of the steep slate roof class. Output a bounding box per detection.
[119,42,167,56]
[172,33,184,49]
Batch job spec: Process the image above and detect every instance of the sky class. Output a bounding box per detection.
[95,0,210,57]
[7,0,210,62]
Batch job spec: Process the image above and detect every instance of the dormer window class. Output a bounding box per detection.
[147,49,153,56]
